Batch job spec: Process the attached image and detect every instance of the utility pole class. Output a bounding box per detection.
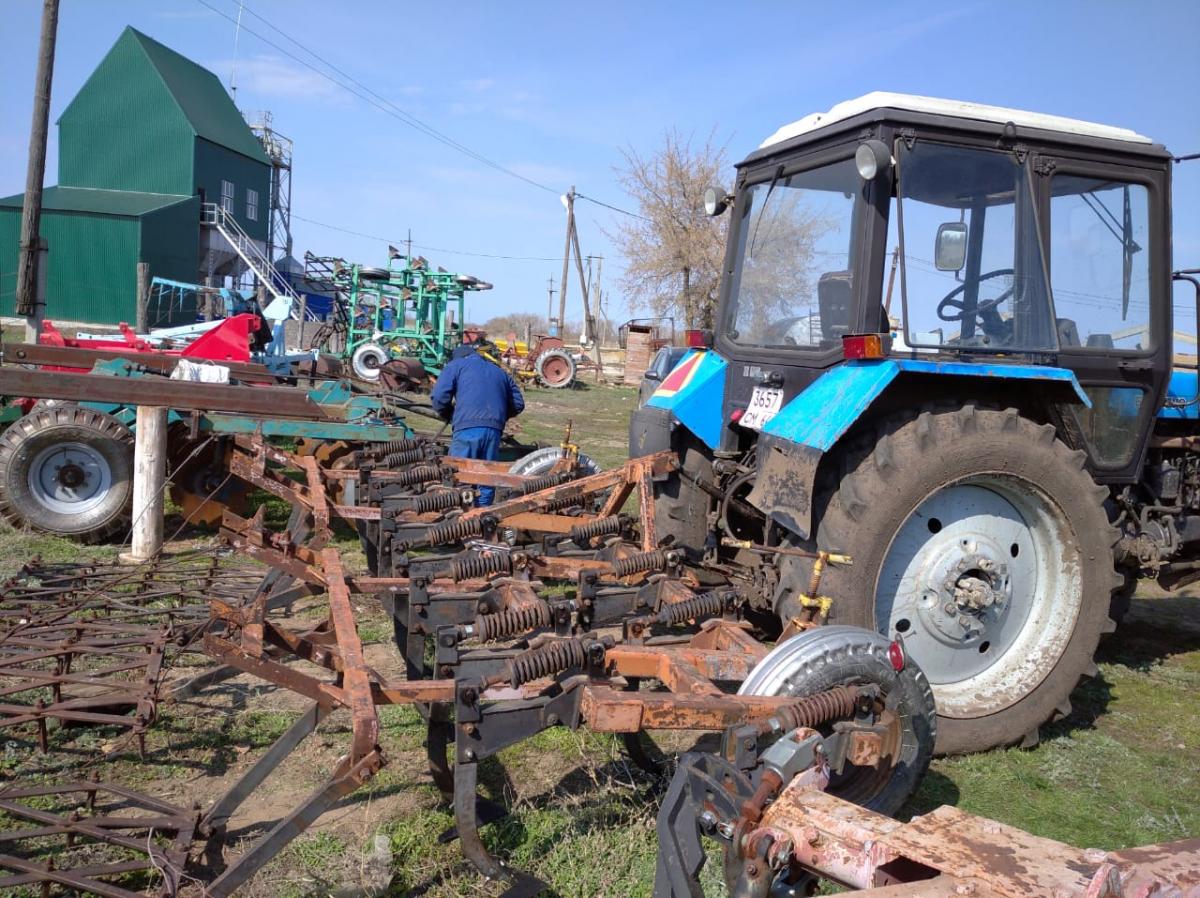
[16,0,60,342]
[568,214,603,378]
[406,228,413,261]
[546,276,555,333]
[557,187,577,336]
[593,255,605,347]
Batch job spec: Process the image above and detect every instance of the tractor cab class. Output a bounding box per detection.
[637,93,1175,487]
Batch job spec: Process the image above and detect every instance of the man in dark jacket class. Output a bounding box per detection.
[430,342,525,506]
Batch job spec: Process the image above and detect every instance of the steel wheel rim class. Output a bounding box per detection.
[27,441,114,515]
[541,357,570,384]
[875,475,1081,718]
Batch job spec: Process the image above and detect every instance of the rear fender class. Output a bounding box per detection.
[747,359,1091,539]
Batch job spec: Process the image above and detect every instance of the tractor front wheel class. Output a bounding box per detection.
[780,404,1118,755]
[0,405,134,542]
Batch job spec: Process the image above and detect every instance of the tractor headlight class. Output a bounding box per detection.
[855,140,893,181]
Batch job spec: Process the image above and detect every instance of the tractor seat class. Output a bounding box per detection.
[818,271,853,346]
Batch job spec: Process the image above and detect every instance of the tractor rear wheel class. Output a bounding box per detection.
[535,349,576,389]
[0,405,134,542]
[778,404,1118,755]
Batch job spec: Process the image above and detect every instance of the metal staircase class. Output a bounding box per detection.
[201,203,316,322]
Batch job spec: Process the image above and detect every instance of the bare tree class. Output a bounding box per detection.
[611,131,730,329]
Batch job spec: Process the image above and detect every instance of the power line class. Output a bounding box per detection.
[194,0,559,195]
[575,192,650,222]
[291,213,560,262]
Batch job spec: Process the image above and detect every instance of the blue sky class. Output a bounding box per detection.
[2,0,1198,328]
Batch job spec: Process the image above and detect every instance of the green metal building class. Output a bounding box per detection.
[0,26,271,326]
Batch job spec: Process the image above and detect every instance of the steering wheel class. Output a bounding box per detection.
[936,268,1015,326]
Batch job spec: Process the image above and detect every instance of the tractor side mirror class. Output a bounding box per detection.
[935,222,968,271]
[644,369,662,381]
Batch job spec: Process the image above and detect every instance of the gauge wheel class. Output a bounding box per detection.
[0,405,133,542]
[351,343,390,381]
[535,349,576,388]
[737,625,936,816]
[507,446,601,478]
[778,404,1118,755]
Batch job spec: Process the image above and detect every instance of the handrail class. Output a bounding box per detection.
[201,203,317,323]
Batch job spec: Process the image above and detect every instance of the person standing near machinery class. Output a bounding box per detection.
[431,333,525,505]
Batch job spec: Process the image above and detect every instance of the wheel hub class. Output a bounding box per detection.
[56,463,87,489]
[28,442,113,515]
[914,540,1011,646]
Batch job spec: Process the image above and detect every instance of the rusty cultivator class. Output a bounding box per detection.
[0,429,1196,896]
[194,433,910,896]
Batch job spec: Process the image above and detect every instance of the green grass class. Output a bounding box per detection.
[0,382,1197,897]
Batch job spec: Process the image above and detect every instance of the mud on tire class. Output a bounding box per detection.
[0,405,134,543]
[778,404,1119,755]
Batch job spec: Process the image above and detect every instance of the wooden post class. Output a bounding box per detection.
[135,261,150,333]
[557,187,574,336]
[569,217,603,380]
[22,239,47,343]
[15,0,59,329]
[122,405,167,563]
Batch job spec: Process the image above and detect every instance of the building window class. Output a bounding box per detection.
[220,179,235,213]
[246,188,259,222]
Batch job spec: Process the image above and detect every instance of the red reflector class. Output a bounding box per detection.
[684,328,711,349]
[731,408,744,423]
[888,640,905,672]
[842,333,887,360]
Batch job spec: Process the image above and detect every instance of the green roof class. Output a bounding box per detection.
[0,186,194,217]
[61,27,270,167]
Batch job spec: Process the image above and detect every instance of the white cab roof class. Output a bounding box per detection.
[759,92,1153,149]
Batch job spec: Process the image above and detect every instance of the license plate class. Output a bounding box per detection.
[740,386,785,430]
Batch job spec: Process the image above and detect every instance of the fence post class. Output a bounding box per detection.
[121,405,167,563]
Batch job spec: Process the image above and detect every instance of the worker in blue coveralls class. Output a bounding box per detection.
[430,331,525,506]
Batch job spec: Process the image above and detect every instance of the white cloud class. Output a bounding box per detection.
[461,78,495,93]
[211,54,344,103]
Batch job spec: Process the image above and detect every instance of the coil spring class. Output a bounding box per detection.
[569,515,623,545]
[519,472,571,494]
[393,465,444,487]
[658,591,726,625]
[503,637,588,686]
[612,549,668,578]
[541,492,584,512]
[774,686,860,731]
[476,601,553,641]
[368,437,424,458]
[381,447,428,468]
[413,490,470,514]
[422,515,485,547]
[449,551,512,581]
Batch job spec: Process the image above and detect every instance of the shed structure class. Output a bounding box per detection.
[0,26,271,326]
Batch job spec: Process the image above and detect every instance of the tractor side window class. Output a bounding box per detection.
[889,142,1057,353]
[1049,176,1151,351]
[1070,386,1146,466]
[725,158,860,350]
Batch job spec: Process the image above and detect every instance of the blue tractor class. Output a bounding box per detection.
[631,93,1199,754]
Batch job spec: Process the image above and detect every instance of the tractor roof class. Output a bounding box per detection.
[759,92,1154,150]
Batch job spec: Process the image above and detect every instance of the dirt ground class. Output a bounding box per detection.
[1,381,1198,898]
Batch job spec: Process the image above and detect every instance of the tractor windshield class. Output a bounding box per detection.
[724,157,862,350]
[887,141,1057,353]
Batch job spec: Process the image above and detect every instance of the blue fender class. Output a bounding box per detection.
[748,358,1092,539]
[645,350,729,450]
